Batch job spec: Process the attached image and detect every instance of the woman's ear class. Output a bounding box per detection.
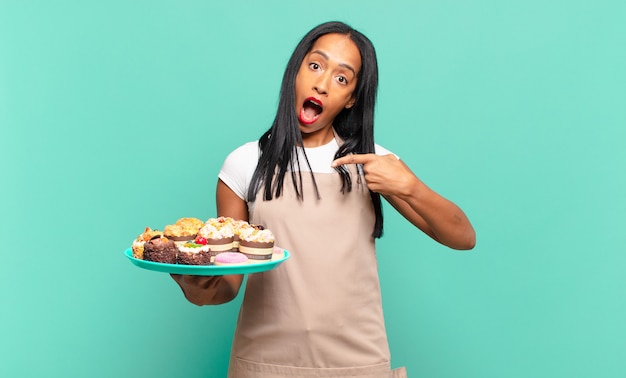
[345,97,356,109]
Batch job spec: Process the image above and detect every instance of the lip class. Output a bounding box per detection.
[305,97,323,108]
[299,97,324,125]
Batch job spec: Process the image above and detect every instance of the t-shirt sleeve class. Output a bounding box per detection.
[374,144,398,159]
[218,141,260,200]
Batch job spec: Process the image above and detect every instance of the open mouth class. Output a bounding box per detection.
[299,98,323,125]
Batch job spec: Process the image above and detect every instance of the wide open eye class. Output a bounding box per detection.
[309,62,320,71]
[336,75,348,85]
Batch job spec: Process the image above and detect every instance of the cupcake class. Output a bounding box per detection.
[177,236,212,265]
[143,235,178,264]
[213,252,248,266]
[177,217,205,230]
[163,217,204,245]
[206,216,235,227]
[197,223,235,260]
[238,227,275,263]
[230,219,253,251]
[131,227,162,259]
[205,217,237,238]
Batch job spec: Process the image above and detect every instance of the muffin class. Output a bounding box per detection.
[230,219,250,251]
[197,223,235,260]
[177,217,205,230]
[205,217,238,243]
[163,217,204,245]
[143,235,178,264]
[131,227,162,259]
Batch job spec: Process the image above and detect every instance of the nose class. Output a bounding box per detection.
[313,73,330,95]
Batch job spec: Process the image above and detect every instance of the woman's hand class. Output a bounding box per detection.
[332,154,416,197]
[170,273,244,306]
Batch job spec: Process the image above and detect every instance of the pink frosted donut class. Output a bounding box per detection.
[214,252,248,266]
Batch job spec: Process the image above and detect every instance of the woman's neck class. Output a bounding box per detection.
[300,126,335,148]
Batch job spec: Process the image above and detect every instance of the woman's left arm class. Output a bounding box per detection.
[332,154,476,250]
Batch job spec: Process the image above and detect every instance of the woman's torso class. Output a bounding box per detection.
[221,138,402,377]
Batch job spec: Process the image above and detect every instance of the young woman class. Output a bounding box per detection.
[171,21,475,378]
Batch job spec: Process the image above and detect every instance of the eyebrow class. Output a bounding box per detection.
[310,50,357,77]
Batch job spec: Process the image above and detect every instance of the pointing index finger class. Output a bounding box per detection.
[331,153,375,168]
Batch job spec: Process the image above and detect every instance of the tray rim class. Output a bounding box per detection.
[124,248,290,276]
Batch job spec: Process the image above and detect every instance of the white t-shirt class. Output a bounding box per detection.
[218,138,394,201]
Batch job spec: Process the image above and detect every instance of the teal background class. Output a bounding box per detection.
[1,1,624,377]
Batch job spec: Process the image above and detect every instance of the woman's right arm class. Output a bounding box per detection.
[170,179,249,306]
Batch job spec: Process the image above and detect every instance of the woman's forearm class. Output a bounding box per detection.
[392,178,476,250]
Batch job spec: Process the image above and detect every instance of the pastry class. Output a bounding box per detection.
[131,227,162,259]
[213,252,249,266]
[238,227,275,263]
[197,223,235,260]
[143,235,178,264]
[177,236,212,265]
[163,217,204,245]
[230,219,250,251]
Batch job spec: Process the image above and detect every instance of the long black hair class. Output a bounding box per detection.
[247,21,383,238]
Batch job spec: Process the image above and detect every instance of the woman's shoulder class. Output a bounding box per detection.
[228,140,260,158]
[221,141,260,172]
[219,141,260,201]
[374,143,394,156]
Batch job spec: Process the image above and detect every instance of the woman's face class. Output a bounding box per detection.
[294,33,361,146]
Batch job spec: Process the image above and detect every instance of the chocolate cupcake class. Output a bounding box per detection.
[143,235,178,264]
